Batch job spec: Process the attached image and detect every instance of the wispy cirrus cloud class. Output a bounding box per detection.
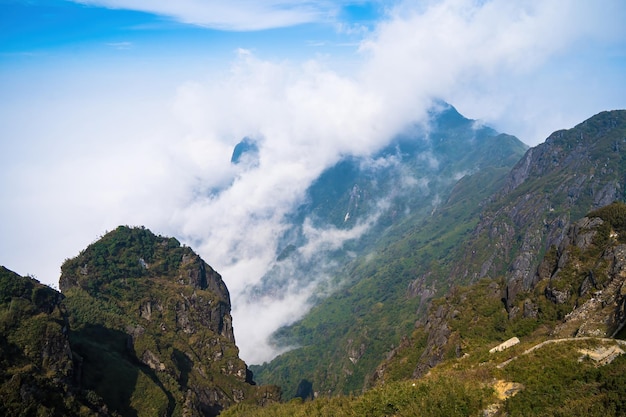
[72,0,352,31]
[105,41,133,49]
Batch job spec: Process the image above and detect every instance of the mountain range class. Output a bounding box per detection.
[245,102,526,303]
[2,106,626,416]
[251,109,626,399]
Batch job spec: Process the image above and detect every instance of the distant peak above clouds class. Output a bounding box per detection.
[231,137,260,167]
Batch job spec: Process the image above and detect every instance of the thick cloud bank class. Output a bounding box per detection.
[1,0,625,364]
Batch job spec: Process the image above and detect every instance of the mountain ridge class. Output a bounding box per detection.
[251,109,626,399]
[3,108,626,416]
[366,110,626,384]
[223,111,626,417]
[1,226,280,416]
[451,109,626,312]
[251,104,529,396]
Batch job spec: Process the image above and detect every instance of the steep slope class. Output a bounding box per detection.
[369,111,626,383]
[1,226,279,416]
[539,202,626,339]
[297,102,523,230]
[451,110,626,311]
[246,102,527,302]
[372,203,626,410]
[252,106,527,396]
[223,202,626,415]
[253,110,626,399]
[0,267,91,416]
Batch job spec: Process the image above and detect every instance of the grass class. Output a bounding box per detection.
[222,375,493,417]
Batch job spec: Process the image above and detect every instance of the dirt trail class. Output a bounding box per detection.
[497,337,626,368]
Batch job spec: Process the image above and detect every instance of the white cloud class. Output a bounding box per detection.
[146,1,626,361]
[165,51,393,304]
[299,217,376,260]
[359,0,626,144]
[232,281,318,364]
[73,0,344,31]
[105,41,133,50]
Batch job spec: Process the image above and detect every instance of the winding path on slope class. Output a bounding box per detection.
[496,337,626,368]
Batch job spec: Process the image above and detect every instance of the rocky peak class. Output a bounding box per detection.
[179,252,230,302]
[371,202,626,386]
[230,137,260,167]
[1,227,280,416]
[0,267,84,415]
[60,226,228,296]
[501,110,626,196]
[535,202,626,338]
[451,110,626,303]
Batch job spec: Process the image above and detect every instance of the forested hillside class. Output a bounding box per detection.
[3,110,626,417]
[253,110,626,401]
[228,203,626,416]
[1,227,279,416]
[251,105,529,396]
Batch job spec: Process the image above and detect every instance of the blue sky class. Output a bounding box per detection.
[1,0,626,363]
[1,1,379,60]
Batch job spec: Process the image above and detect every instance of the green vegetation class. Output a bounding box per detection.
[500,342,626,416]
[252,104,529,397]
[222,375,493,417]
[60,225,187,292]
[1,227,279,416]
[238,341,626,417]
[3,111,626,416]
[0,267,99,416]
[254,165,519,397]
[229,338,626,417]
[588,201,626,243]
[58,226,276,416]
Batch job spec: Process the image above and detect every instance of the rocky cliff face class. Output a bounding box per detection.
[373,202,626,385]
[2,227,279,416]
[451,110,626,311]
[536,205,626,339]
[0,267,93,415]
[368,111,626,386]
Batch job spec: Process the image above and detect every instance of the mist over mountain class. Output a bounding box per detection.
[251,109,626,399]
[233,102,527,363]
[2,1,626,415]
[3,109,626,416]
[230,137,260,167]
[3,3,625,382]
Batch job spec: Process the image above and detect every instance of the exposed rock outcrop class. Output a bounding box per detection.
[535,209,626,338]
[450,110,626,314]
[0,267,99,415]
[2,226,280,416]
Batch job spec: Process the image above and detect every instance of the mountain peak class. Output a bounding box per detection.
[428,101,468,128]
[449,109,626,309]
[60,225,229,300]
[0,226,280,416]
[231,137,260,166]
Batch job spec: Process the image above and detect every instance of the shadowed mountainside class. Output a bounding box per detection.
[1,227,279,416]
